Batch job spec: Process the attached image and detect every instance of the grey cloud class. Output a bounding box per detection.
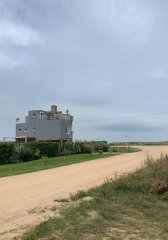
[1,0,168,141]
[97,123,163,133]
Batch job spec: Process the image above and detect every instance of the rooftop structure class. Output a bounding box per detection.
[16,105,73,144]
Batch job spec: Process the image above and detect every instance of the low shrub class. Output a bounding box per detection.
[64,141,93,154]
[25,141,59,158]
[18,147,35,162]
[82,146,93,153]
[64,140,74,154]
[78,142,85,153]
[0,143,16,164]
[111,147,119,152]
[34,149,42,160]
[73,141,82,154]
[8,153,20,164]
[94,142,109,152]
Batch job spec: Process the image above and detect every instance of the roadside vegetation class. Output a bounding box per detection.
[0,141,109,165]
[0,141,139,177]
[110,146,140,153]
[111,141,168,146]
[21,154,168,240]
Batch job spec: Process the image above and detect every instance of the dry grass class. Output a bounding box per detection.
[21,155,168,240]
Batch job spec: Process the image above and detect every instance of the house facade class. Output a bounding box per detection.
[16,105,73,144]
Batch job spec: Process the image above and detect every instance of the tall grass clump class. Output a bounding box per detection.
[113,154,168,195]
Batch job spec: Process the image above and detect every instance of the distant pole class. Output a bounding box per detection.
[125,136,129,150]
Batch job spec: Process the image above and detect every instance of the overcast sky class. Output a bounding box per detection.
[0,0,168,142]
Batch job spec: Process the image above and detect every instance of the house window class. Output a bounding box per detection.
[40,112,43,120]
[33,128,36,132]
[66,127,70,134]
[18,128,21,132]
[24,128,28,132]
[33,113,36,117]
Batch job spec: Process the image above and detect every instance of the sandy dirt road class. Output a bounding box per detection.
[0,146,168,239]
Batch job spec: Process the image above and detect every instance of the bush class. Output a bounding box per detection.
[94,142,109,152]
[73,142,92,154]
[64,141,74,154]
[8,153,20,164]
[82,146,92,153]
[73,141,81,154]
[111,147,119,152]
[78,142,85,153]
[25,141,59,158]
[64,141,93,154]
[34,149,42,160]
[18,147,35,162]
[0,143,16,164]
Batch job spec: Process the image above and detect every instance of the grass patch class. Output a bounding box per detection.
[21,155,168,240]
[70,190,90,201]
[0,153,115,178]
[0,148,139,178]
[110,146,140,153]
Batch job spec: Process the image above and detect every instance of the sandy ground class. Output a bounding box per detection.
[0,145,168,239]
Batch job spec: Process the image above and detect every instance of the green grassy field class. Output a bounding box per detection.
[0,147,139,178]
[0,153,114,178]
[22,155,168,240]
